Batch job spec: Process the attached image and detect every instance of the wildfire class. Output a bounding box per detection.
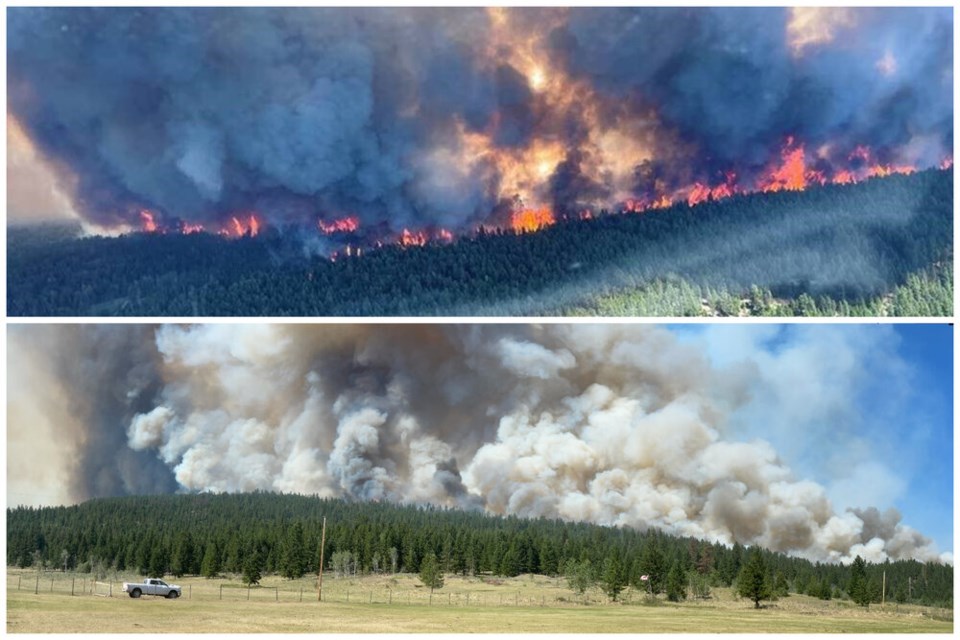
[180,222,204,234]
[511,207,555,233]
[221,214,261,238]
[318,216,360,234]
[399,228,428,247]
[941,156,954,170]
[759,137,809,192]
[867,164,916,178]
[687,173,738,206]
[139,210,159,232]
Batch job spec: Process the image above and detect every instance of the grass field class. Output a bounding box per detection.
[6,570,953,633]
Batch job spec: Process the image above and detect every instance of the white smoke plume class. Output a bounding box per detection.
[7,324,950,565]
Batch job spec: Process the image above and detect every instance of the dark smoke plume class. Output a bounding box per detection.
[7,7,952,233]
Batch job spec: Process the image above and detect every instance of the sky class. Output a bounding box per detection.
[675,323,953,555]
[6,322,953,562]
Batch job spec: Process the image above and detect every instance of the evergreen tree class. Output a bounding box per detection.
[895,582,907,604]
[737,551,771,609]
[601,554,627,602]
[773,571,790,597]
[419,551,444,594]
[638,537,667,595]
[280,522,307,579]
[242,551,263,585]
[848,556,870,607]
[200,543,220,578]
[666,560,687,602]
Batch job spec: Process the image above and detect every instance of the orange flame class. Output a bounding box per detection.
[318,216,360,234]
[832,170,855,185]
[437,228,454,243]
[867,164,916,178]
[181,222,204,234]
[222,214,261,237]
[139,210,159,232]
[941,155,954,170]
[511,207,555,233]
[399,228,428,246]
[759,137,808,192]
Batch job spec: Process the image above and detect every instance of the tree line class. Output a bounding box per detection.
[7,170,952,317]
[7,492,952,608]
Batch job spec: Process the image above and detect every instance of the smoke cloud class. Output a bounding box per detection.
[7,324,950,565]
[7,7,952,234]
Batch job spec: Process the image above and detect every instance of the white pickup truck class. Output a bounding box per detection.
[122,578,182,599]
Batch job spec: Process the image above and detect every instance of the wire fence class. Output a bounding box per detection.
[6,570,632,609]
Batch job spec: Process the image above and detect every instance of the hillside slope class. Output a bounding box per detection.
[7,170,952,316]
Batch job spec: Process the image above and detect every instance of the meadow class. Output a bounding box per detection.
[6,569,952,633]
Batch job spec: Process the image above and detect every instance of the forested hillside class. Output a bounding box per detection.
[7,493,952,607]
[7,170,952,316]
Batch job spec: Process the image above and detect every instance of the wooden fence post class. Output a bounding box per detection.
[247,585,250,601]
[72,578,75,596]
[220,584,223,600]
[35,572,39,595]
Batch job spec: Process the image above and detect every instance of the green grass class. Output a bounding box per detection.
[6,571,952,633]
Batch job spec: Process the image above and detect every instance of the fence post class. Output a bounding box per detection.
[449,593,451,605]
[276,587,278,602]
[247,585,250,601]
[220,584,223,601]
[516,592,518,606]
[429,592,432,606]
[109,582,113,597]
[189,585,192,600]
[51,577,54,592]
[72,578,75,596]
[18,575,21,591]
[300,587,303,602]
[35,572,39,595]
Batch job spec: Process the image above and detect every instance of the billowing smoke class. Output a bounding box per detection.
[7,7,952,235]
[7,324,950,565]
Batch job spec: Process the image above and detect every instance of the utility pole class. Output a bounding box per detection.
[317,517,327,602]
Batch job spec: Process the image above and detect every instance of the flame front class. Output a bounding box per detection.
[319,216,360,234]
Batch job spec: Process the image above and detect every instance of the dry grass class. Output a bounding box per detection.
[6,569,952,633]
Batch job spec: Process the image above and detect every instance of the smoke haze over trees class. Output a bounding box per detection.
[7,324,952,565]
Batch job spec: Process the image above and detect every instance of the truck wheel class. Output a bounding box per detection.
[167,591,180,599]
[131,588,142,598]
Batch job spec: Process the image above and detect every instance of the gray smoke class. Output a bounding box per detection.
[6,324,949,565]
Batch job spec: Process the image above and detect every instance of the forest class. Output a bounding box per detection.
[6,169,952,316]
[7,493,953,608]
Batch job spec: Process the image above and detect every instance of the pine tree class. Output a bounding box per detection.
[601,554,627,602]
[419,551,444,594]
[200,543,220,579]
[638,537,667,595]
[280,522,307,579]
[666,560,687,602]
[848,556,870,607]
[242,551,262,585]
[737,551,771,609]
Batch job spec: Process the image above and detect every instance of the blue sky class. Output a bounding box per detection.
[671,323,953,556]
